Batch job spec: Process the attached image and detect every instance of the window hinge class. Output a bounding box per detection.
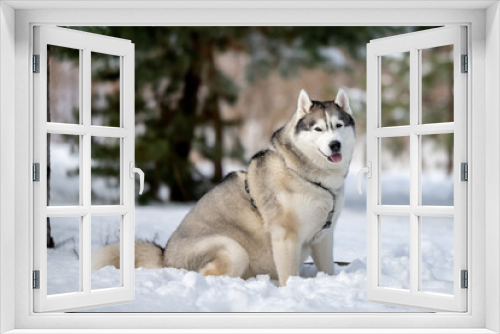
[461,270,468,289]
[461,54,468,73]
[33,163,40,182]
[33,54,40,73]
[33,270,40,289]
[461,162,468,181]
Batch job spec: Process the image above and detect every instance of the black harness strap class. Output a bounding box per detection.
[312,181,335,231]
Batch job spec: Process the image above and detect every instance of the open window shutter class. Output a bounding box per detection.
[33,26,136,312]
[365,26,467,312]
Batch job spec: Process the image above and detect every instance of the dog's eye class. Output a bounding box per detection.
[336,123,343,128]
[314,127,322,132]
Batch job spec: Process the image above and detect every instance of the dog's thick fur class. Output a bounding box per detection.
[92,89,355,286]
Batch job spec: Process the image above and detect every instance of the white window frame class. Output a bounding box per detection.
[0,1,499,333]
[366,26,468,312]
[33,26,136,312]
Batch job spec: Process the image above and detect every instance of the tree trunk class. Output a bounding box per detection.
[213,108,224,182]
[169,33,204,201]
[203,91,223,182]
[206,48,224,182]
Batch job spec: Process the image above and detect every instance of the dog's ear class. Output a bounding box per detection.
[335,89,352,115]
[297,89,312,119]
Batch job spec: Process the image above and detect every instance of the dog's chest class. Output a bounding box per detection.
[289,181,335,240]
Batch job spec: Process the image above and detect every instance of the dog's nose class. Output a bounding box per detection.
[329,140,341,152]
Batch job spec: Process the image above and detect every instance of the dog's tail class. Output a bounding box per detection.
[91,241,164,270]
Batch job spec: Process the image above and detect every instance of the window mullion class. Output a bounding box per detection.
[82,48,91,207]
[409,48,420,294]
[82,48,92,294]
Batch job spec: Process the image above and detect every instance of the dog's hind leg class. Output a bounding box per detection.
[198,236,250,278]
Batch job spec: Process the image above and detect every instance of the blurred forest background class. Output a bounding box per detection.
[47,26,455,208]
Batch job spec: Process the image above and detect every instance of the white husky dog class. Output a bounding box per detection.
[93,89,356,286]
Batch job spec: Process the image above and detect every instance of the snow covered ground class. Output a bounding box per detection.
[51,202,420,313]
[46,143,454,312]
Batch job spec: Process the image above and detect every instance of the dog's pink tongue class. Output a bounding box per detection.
[329,153,342,163]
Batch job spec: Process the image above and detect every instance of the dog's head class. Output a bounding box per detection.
[292,89,356,169]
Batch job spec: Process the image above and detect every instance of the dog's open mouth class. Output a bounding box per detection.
[318,149,343,163]
[328,153,342,163]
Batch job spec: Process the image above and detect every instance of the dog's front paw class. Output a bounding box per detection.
[322,265,334,276]
[279,275,289,287]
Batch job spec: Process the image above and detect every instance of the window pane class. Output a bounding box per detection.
[380,215,410,290]
[421,45,454,124]
[91,52,121,127]
[421,217,454,295]
[47,45,80,124]
[421,133,454,206]
[380,136,410,205]
[91,215,121,290]
[381,52,410,127]
[91,137,121,205]
[47,217,80,295]
[47,133,80,206]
